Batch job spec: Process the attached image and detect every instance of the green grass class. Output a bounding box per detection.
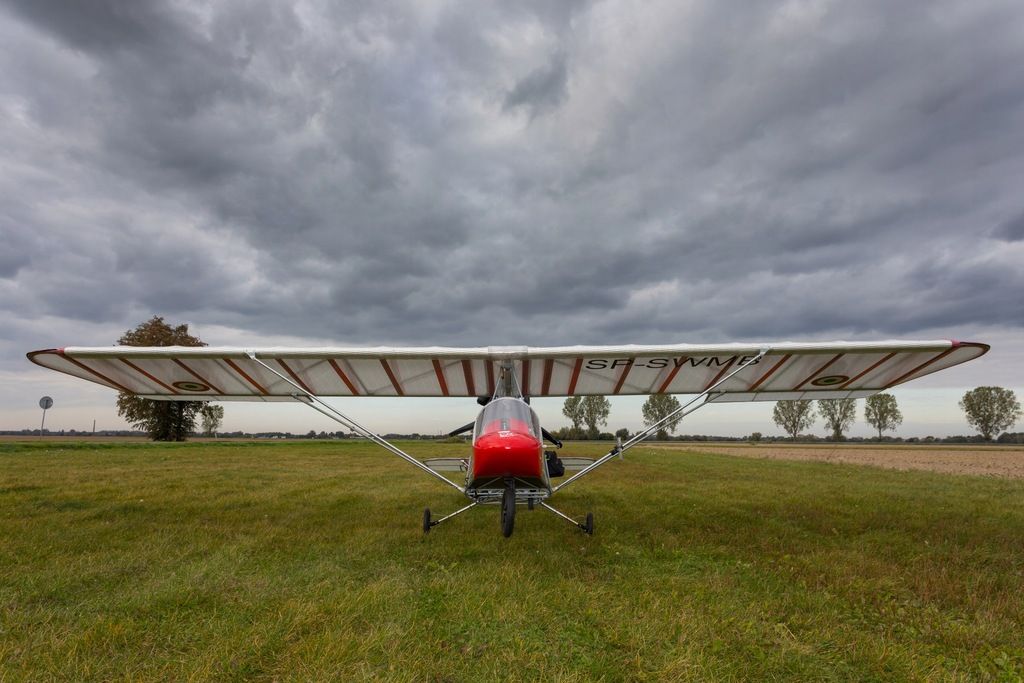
[2,440,1023,682]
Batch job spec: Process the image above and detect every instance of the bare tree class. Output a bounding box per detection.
[864,393,902,439]
[818,398,857,441]
[581,396,611,439]
[959,387,1021,441]
[772,400,816,439]
[562,396,584,437]
[200,404,225,437]
[642,394,682,440]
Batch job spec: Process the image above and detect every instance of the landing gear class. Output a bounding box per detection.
[422,479,596,536]
[421,497,592,536]
[539,502,595,535]
[500,483,516,538]
[420,502,477,533]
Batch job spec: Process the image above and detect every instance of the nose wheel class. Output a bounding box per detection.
[500,482,516,537]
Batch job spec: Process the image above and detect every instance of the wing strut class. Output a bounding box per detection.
[246,352,465,494]
[552,346,771,494]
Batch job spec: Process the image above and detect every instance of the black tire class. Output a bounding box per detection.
[500,486,515,538]
[423,508,432,534]
[584,512,594,536]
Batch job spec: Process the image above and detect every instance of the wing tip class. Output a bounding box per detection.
[26,348,65,365]
[951,340,990,356]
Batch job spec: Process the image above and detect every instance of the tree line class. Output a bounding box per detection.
[770,387,1021,441]
[558,388,1021,443]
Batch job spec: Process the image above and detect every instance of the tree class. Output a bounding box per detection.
[200,404,224,437]
[642,393,683,440]
[580,395,611,439]
[561,396,584,436]
[116,316,206,441]
[772,400,816,439]
[864,393,902,439]
[818,398,857,441]
[959,386,1022,441]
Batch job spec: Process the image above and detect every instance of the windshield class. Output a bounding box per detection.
[475,397,540,439]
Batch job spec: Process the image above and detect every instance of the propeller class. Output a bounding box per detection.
[448,422,475,437]
[542,428,562,449]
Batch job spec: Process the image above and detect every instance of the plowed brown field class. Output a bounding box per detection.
[667,443,1024,478]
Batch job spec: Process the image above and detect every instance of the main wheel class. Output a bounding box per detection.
[500,485,516,538]
[423,508,432,534]
[584,512,594,536]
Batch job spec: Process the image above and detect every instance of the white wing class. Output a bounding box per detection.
[28,340,988,402]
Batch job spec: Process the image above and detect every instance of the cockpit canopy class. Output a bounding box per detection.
[475,397,541,440]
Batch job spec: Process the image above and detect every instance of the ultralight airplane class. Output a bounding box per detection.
[28,340,988,537]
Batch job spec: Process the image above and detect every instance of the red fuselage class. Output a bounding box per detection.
[468,398,546,489]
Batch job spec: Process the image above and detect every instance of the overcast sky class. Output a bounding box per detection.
[3,0,1023,439]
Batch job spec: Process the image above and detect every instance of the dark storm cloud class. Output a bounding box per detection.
[0,213,35,279]
[4,0,175,52]
[503,51,569,118]
[995,212,1024,242]
[2,0,1023,377]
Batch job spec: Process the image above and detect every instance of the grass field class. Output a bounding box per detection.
[2,440,1023,682]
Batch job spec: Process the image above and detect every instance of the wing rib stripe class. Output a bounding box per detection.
[657,357,688,394]
[795,354,843,390]
[887,348,957,388]
[328,359,360,395]
[702,357,736,392]
[173,359,224,394]
[613,359,635,394]
[380,359,405,396]
[541,359,554,396]
[840,352,896,390]
[432,360,450,397]
[567,358,583,395]
[223,358,269,395]
[119,359,180,394]
[521,360,530,396]
[462,360,476,396]
[747,354,791,392]
[277,359,314,395]
[61,356,134,394]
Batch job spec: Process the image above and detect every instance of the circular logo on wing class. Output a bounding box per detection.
[173,381,210,392]
[811,375,849,387]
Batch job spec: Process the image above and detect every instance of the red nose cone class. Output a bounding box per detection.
[472,431,543,479]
